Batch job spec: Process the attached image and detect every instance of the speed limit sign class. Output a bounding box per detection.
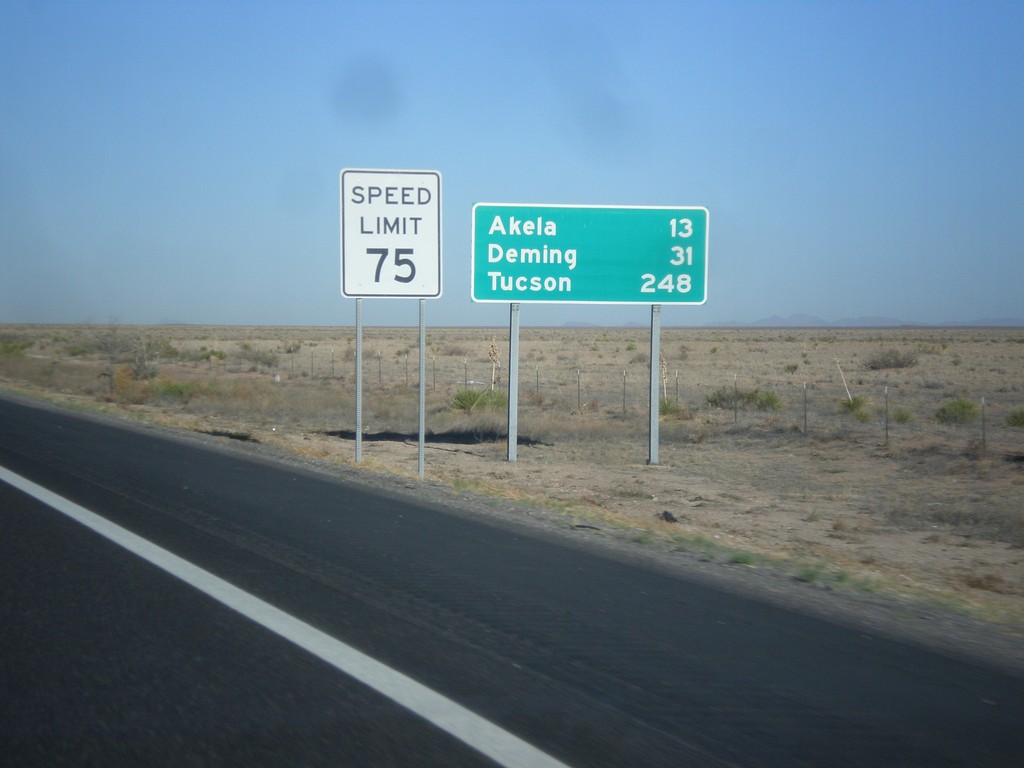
[340,169,442,298]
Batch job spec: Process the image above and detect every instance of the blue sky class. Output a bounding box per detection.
[2,0,1021,327]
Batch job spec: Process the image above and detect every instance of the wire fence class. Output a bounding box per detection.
[266,346,1022,454]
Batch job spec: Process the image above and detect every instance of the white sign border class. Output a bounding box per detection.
[340,168,443,299]
[470,202,709,305]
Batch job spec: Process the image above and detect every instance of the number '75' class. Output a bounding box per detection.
[368,248,416,283]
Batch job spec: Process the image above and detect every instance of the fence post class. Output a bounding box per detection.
[733,374,738,424]
[884,385,889,445]
[982,396,986,453]
[803,382,808,435]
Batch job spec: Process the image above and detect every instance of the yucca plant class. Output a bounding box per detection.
[450,387,507,413]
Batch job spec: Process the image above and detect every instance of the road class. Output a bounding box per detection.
[2,394,1022,766]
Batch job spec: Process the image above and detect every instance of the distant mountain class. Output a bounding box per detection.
[937,318,1024,327]
[703,314,1023,328]
[755,314,829,327]
[832,316,921,327]
[553,314,1023,329]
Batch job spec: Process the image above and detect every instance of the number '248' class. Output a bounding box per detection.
[641,274,692,293]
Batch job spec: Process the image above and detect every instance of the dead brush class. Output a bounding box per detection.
[958,570,1018,595]
[519,409,640,446]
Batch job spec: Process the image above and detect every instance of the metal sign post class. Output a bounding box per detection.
[418,299,426,477]
[507,303,521,462]
[648,305,661,465]
[341,169,442,476]
[355,298,363,463]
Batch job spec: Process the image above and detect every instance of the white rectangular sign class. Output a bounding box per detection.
[340,169,442,298]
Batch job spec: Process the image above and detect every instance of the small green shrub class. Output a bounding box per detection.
[784,363,798,374]
[148,379,208,402]
[705,387,733,409]
[450,387,507,412]
[236,347,278,369]
[0,340,30,356]
[730,551,758,565]
[659,400,688,419]
[707,386,745,409]
[706,387,781,412]
[1007,408,1024,427]
[935,396,979,425]
[796,565,822,583]
[186,346,226,363]
[754,390,783,412]
[864,349,917,370]
[892,407,913,424]
[708,387,778,411]
[838,395,871,422]
[149,339,180,360]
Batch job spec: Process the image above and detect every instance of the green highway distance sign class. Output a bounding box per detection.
[471,204,708,304]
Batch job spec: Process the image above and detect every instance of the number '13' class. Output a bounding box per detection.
[669,218,693,238]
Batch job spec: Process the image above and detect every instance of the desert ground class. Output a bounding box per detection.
[2,323,1023,666]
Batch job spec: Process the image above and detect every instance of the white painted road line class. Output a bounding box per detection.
[0,464,571,768]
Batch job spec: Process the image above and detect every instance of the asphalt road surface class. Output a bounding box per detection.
[2,394,1023,767]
